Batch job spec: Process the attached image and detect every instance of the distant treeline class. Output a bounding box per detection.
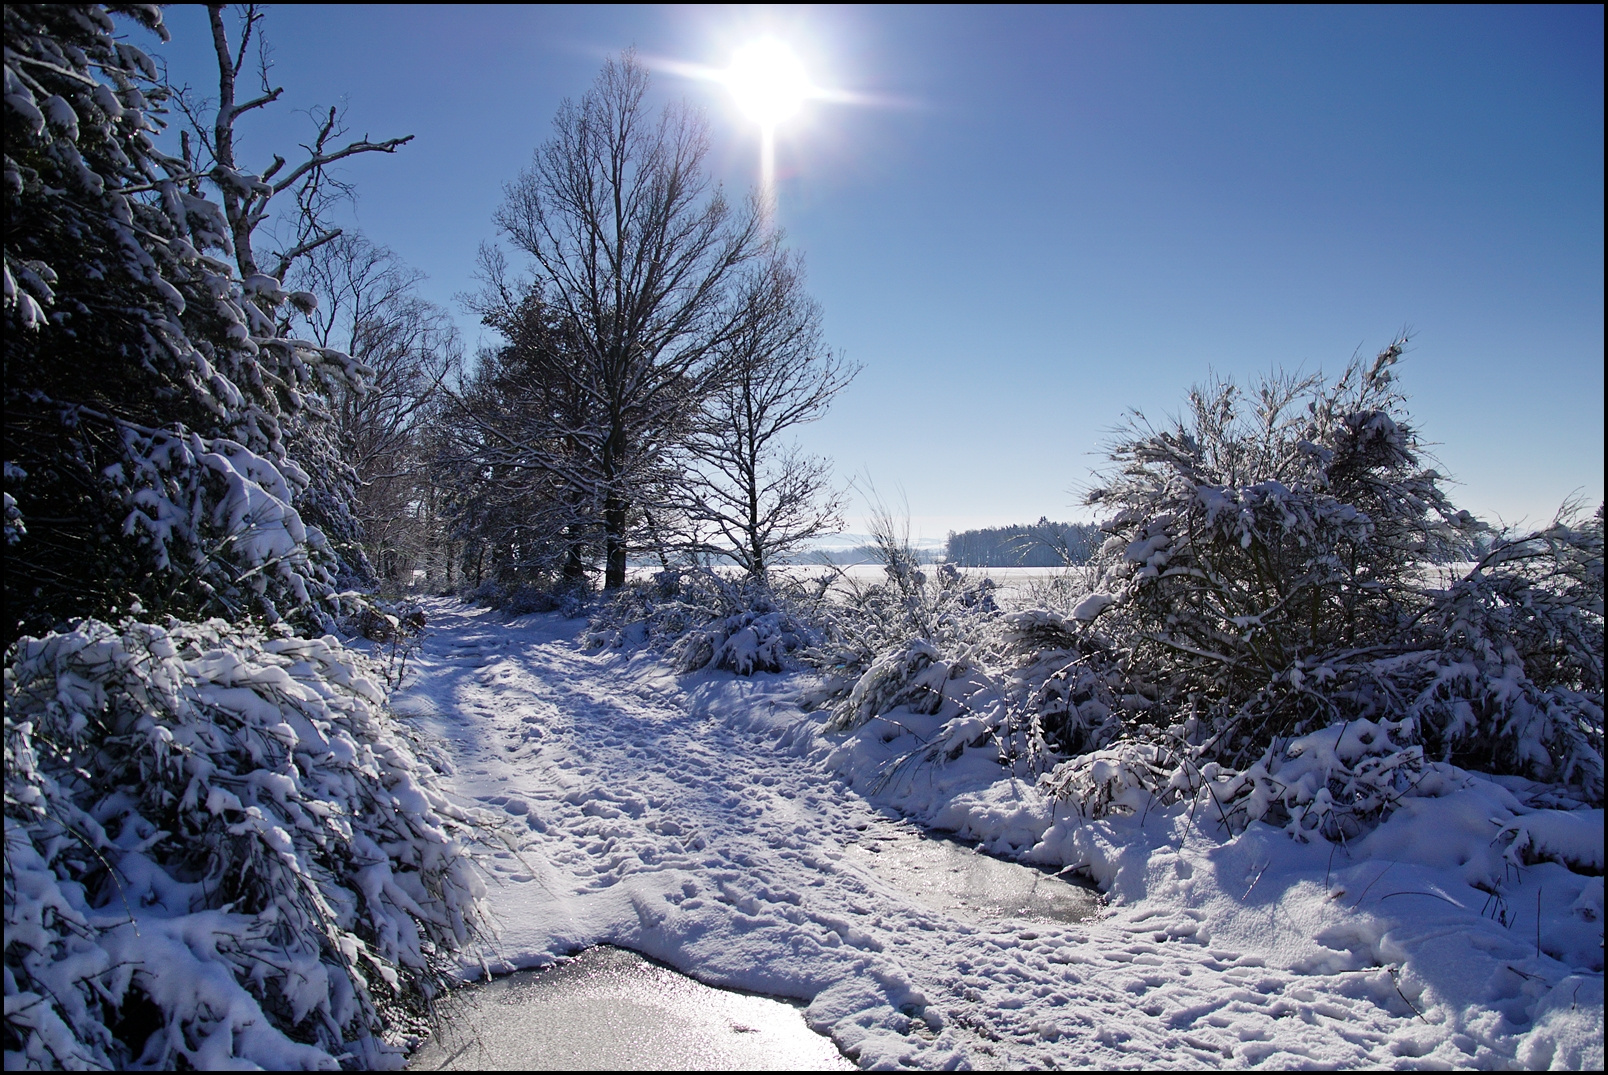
[788,545,941,567]
[944,518,1101,567]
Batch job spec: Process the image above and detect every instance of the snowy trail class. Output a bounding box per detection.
[396,601,1578,1069]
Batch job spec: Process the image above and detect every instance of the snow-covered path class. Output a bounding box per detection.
[396,600,1599,1069]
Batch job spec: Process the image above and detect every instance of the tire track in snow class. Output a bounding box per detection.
[400,600,1433,1069]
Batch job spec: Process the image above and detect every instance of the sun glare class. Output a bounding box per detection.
[726,39,812,128]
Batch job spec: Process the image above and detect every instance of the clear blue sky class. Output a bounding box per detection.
[148,4,1604,539]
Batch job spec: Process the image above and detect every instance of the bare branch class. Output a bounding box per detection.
[233,85,283,116]
[269,228,343,284]
[269,132,416,197]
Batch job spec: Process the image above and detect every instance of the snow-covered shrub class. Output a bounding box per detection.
[504,588,574,617]
[805,535,1002,721]
[993,608,1130,757]
[816,348,1601,830]
[1095,351,1594,771]
[1024,345,1604,824]
[342,598,429,693]
[827,639,952,731]
[464,578,585,618]
[1409,513,1604,795]
[585,570,819,675]
[348,600,427,645]
[1084,346,1471,758]
[1204,719,1433,839]
[1036,739,1186,820]
[4,618,490,1069]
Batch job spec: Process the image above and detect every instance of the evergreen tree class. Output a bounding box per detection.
[5,11,491,1068]
[3,3,358,641]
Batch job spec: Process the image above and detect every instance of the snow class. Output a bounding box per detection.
[397,599,1604,1070]
[1070,592,1114,622]
[5,619,489,1069]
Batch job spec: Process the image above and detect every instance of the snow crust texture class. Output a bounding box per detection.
[402,600,1604,1070]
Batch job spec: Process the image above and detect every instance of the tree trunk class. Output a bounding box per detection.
[604,496,628,589]
[562,535,588,586]
[602,416,629,589]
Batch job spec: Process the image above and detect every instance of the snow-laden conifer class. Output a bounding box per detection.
[3,7,494,1067]
[3,3,363,639]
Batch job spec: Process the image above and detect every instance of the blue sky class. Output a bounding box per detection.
[148,4,1604,539]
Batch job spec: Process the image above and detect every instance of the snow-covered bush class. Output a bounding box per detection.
[1410,513,1603,793]
[3,10,502,1068]
[1035,738,1186,820]
[804,514,1003,717]
[1025,345,1604,823]
[585,570,820,675]
[818,599,1131,785]
[823,348,1602,835]
[1082,346,1475,759]
[992,608,1130,757]
[1041,717,1437,838]
[827,639,953,731]
[4,618,490,1069]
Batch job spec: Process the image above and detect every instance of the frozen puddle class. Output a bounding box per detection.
[846,821,1102,924]
[406,826,1100,1071]
[406,946,852,1071]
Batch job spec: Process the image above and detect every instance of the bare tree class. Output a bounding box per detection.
[483,53,772,588]
[291,233,459,588]
[176,4,413,284]
[678,253,858,577]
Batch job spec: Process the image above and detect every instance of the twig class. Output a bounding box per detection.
[1389,965,1428,1024]
[1350,862,1393,909]
[1535,886,1542,958]
[1243,860,1270,900]
[1378,890,1463,909]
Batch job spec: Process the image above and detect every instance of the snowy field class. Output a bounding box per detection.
[396,599,1602,1070]
[627,564,1081,605]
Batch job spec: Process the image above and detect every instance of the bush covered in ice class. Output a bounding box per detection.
[4,618,490,1069]
[825,346,1604,835]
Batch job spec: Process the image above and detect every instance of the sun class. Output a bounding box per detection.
[725,39,812,128]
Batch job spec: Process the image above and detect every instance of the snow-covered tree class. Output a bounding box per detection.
[5,9,493,1066]
[481,53,774,589]
[944,518,1101,567]
[290,233,461,591]
[168,2,419,591]
[3,2,360,641]
[173,4,413,286]
[446,287,612,592]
